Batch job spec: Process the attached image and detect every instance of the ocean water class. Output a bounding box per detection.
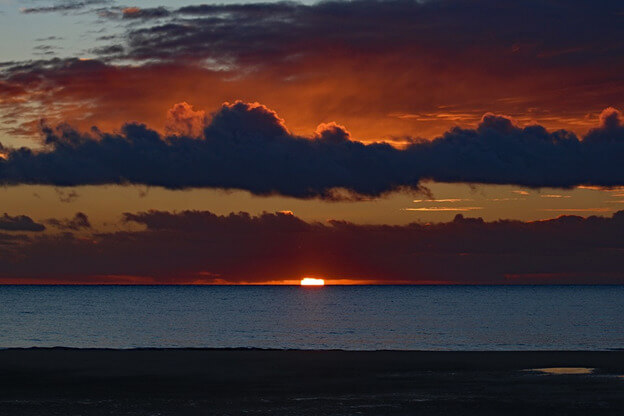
[1,285,623,350]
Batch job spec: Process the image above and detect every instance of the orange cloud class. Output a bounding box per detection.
[3,0,623,148]
[165,102,207,137]
[122,7,141,16]
[1,52,621,149]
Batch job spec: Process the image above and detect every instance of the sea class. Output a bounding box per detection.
[1,285,623,350]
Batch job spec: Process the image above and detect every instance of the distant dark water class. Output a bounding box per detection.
[1,286,623,350]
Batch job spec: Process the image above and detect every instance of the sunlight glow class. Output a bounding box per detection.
[529,367,594,375]
[300,278,325,286]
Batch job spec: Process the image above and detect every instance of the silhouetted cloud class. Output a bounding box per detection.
[0,102,622,197]
[55,188,80,203]
[121,7,170,20]
[1,209,622,284]
[115,0,623,69]
[20,0,110,14]
[0,214,45,232]
[0,233,29,247]
[46,212,91,230]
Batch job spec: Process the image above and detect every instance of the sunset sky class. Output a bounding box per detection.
[1,0,623,284]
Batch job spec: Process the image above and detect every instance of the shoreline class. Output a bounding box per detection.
[1,349,623,414]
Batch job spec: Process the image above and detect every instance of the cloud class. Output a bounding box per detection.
[55,188,80,203]
[121,7,170,20]
[2,0,623,143]
[539,208,612,213]
[0,102,623,198]
[1,209,623,284]
[165,102,207,137]
[0,213,45,232]
[20,0,110,14]
[413,199,472,203]
[46,212,91,230]
[404,207,483,212]
[115,0,624,70]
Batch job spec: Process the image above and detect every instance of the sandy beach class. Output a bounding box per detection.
[1,349,623,415]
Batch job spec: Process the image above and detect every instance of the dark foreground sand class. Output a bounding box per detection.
[1,349,624,415]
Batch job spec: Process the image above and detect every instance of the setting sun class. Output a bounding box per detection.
[300,278,325,286]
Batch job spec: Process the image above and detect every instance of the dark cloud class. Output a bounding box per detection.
[20,0,111,14]
[0,233,29,247]
[33,44,62,57]
[122,7,170,20]
[1,209,623,284]
[116,0,624,72]
[89,44,124,56]
[411,108,624,188]
[46,212,91,230]
[35,36,64,42]
[86,5,172,21]
[55,188,80,203]
[0,102,623,197]
[0,214,45,232]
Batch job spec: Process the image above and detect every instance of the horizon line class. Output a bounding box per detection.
[1,283,624,287]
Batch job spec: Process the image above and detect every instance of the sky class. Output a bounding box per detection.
[0,0,623,284]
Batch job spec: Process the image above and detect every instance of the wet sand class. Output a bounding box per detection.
[1,349,624,415]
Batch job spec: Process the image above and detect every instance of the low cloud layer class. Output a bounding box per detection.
[0,102,623,198]
[1,209,622,284]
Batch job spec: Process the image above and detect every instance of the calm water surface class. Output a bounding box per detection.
[1,285,623,350]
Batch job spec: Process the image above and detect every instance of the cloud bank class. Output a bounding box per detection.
[1,209,622,284]
[0,102,623,198]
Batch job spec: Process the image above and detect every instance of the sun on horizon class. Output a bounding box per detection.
[300,278,325,286]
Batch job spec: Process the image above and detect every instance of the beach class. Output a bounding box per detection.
[1,349,623,415]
